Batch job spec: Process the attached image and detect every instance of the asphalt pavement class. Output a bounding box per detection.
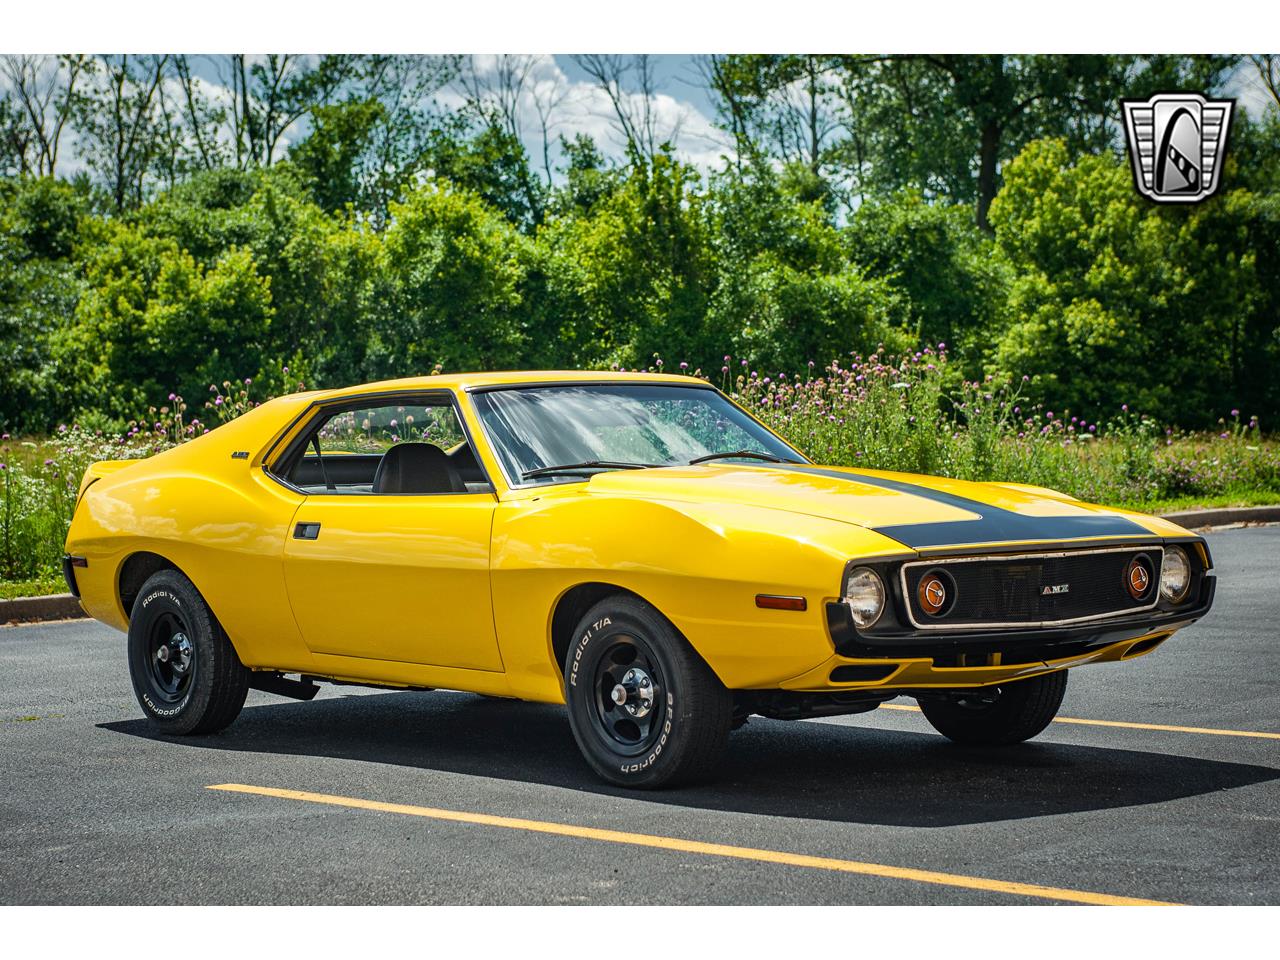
[2,525,1277,905]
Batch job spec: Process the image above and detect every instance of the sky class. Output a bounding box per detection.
[184,53,1276,178]
[177,54,733,178]
[13,53,1279,183]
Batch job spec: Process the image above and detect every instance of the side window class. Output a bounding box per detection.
[316,403,464,455]
[277,396,488,495]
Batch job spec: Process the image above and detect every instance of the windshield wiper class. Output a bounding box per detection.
[688,450,798,465]
[521,460,664,480]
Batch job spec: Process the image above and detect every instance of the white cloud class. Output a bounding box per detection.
[1224,59,1279,122]
[4,54,735,188]
[454,54,734,177]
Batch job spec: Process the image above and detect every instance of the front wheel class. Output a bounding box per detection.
[127,569,250,735]
[564,596,732,789]
[917,671,1068,746]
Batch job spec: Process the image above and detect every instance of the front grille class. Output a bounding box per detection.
[901,547,1163,629]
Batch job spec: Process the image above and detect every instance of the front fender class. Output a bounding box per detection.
[490,493,910,700]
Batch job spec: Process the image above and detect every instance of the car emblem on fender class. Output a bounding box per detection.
[1121,92,1233,203]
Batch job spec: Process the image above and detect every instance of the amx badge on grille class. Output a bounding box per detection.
[1121,92,1233,204]
[1041,584,1070,596]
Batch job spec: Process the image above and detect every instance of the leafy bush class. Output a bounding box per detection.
[50,221,273,419]
[988,139,1275,428]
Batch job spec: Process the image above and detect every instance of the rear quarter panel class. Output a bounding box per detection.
[65,397,313,667]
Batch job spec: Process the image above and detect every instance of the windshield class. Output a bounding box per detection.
[471,383,805,486]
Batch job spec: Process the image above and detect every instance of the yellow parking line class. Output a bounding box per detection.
[880,703,1280,739]
[208,783,1175,906]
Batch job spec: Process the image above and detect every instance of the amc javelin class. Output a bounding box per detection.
[63,372,1216,787]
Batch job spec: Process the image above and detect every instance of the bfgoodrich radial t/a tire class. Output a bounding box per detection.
[127,569,250,735]
[564,595,732,789]
[917,670,1068,746]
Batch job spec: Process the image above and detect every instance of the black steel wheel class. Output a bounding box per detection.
[127,569,250,735]
[589,632,667,756]
[564,595,731,788]
[917,670,1068,746]
[142,609,196,707]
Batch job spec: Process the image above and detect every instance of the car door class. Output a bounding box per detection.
[274,392,503,672]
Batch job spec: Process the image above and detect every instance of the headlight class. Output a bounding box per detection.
[1160,546,1191,603]
[844,567,885,628]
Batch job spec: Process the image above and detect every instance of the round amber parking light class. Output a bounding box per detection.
[917,570,950,616]
[1160,546,1191,603]
[1125,555,1154,601]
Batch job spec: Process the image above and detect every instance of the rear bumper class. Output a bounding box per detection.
[61,554,83,599]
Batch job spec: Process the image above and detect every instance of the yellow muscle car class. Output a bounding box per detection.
[64,372,1216,787]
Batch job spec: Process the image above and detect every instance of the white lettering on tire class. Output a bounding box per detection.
[141,692,189,717]
[567,616,610,688]
[621,692,675,774]
[141,589,180,609]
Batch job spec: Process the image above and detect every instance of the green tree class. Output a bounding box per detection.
[423,121,545,232]
[51,221,273,418]
[705,164,911,370]
[844,190,1008,365]
[989,138,1271,425]
[0,177,87,431]
[289,98,388,213]
[535,151,712,368]
[73,55,169,212]
[380,180,529,372]
[708,54,1242,228]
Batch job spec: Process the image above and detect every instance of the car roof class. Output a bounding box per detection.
[303,370,708,401]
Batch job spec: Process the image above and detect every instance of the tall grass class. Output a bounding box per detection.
[722,346,1279,508]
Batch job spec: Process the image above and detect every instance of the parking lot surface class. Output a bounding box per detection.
[2,525,1277,905]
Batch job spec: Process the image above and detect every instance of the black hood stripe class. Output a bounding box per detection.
[771,464,1149,548]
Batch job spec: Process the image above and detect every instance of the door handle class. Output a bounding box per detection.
[293,522,321,540]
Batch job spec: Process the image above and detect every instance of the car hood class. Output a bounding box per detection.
[585,462,1167,550]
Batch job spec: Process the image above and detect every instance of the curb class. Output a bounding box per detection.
[2,505,1277,626]
[1158,504,1280,531]
[2,593,86,625]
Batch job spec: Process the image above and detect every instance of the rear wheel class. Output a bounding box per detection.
[127,569,249,735]
[564,595,731,789]
[917,671,1068,745]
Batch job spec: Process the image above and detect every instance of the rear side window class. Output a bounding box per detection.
[315,402,464,455]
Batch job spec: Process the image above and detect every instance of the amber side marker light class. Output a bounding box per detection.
[756,594,807,611]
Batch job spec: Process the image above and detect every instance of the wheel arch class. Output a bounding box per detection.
[118,550,181,621]
[550,582,683,681]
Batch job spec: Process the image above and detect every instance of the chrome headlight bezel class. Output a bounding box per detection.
[844,566,886,629]
[1160,545,1192,604]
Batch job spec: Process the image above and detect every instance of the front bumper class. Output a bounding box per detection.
[825,571,1215,662]
[771,562,1218,693]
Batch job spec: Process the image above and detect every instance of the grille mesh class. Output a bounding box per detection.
[903,549,1163,627]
